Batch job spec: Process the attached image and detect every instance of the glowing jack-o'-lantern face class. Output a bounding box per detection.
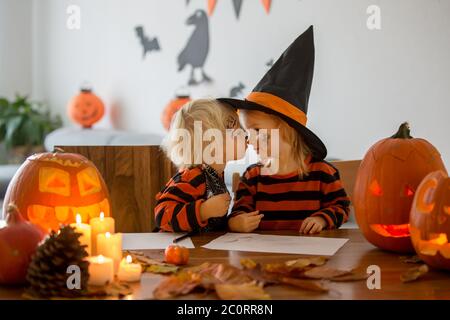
[410,171,450,270]
[2,151,111,233]
[354,123,447,253]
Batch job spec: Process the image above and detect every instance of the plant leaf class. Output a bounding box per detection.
[215,283,271,300]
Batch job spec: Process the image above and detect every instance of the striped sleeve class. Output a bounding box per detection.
[311,162,351,229]
[154,168,208,232]
[230,164,259,217]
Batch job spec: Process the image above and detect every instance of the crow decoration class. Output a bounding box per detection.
[177,10,212,86]
[229,82,245,98]
[135,25,160,59]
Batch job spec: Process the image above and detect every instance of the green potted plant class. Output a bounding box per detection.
[0,95,62,164]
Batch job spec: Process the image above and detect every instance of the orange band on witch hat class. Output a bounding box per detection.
[246,92,307,126]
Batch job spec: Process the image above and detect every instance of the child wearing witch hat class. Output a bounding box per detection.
[218,26,350,234]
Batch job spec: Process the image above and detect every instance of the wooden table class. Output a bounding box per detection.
[1,229,450,300]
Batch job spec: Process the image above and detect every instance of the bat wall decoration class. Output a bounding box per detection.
[135,25,161,59]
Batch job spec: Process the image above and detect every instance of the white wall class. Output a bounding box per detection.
[21,0,450,166]
[0,0,32,98]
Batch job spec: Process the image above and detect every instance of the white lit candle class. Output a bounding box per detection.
[70,214,92,255]
[87,255,114,286]
[90,212,115,255]
[97,232,122,274]
[117,255,142,282]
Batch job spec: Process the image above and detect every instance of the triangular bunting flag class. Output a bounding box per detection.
[207,0,217,16]
[232,0,243,19]
[261,0,271,14]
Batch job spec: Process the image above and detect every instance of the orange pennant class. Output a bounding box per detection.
[261,0,271,14]
[207,0,217,16]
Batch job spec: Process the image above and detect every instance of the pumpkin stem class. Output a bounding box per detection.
[6,204,25,225]
[53,147,65,153]
[390,122,413,139]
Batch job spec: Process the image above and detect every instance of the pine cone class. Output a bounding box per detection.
[26,225,90,298]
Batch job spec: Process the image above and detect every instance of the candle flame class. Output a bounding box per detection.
[98,255,104,263]
[126,255,132,264]
[105,232,111,238]
[76,214,82,225]
[100,212,104,220]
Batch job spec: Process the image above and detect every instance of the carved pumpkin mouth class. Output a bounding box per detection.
[370,224,410,238]
[26,198,110,230]
[415,233,450,259]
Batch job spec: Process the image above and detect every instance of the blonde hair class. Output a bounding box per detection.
[162,99,238,169]
[242,109,311,177]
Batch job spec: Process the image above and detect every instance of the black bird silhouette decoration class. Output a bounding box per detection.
[229,82,245,98]
[177,10,212,86]
[135,25,160,59]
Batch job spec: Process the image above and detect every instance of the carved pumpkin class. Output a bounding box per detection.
[68,88,105,128]
[354,122,447,253]
[2,149,111,233]
[0,204,46,284]
[161,95,191,131]
[410,171,450,270]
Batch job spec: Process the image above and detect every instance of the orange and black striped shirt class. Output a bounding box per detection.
[231,159,350,230]
[154,167,209,232]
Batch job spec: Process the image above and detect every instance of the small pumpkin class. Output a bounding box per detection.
[161,95,191,131]
[354,122,447,253]
[2,149,111,233]
[410,171,450,270]
[68,88,105,128]
[164,244,189,265]
[0,204,46,285]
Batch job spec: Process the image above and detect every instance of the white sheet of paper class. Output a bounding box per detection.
[122,233,195,250]
[202,233,348,256]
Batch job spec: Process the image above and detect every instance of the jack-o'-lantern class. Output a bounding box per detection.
[68,88,105,128]
[2,149,111,233]
[410,171,450,270]
[354,122,447,253]
[161,95,191,131]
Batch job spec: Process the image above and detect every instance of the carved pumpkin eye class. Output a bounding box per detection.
[404,185,415,197]
[77,167,102,196]
[39,167,70,196]
[416,178,437,214]
[369,180,383,196]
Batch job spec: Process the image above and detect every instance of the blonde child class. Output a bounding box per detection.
[155,99,246,232]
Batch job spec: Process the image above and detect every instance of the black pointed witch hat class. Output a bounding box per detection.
[218,25,327,160]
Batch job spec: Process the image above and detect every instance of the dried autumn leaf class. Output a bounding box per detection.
[215,283,271,300]
[329,270,369,282]
[153,272,202,299]
[240,258,258,269]
[399,255,423,264]
[400,264,429,283]
[146,264,179,274]
[281,277,329,292]
[135,255,167,266]
[285,256,328,269]
[303,266,352,280]
[85,282,133,299]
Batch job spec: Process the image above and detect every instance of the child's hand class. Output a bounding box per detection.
[299,216,327,234]
[228,211,263,233]
[200,193,231,222]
